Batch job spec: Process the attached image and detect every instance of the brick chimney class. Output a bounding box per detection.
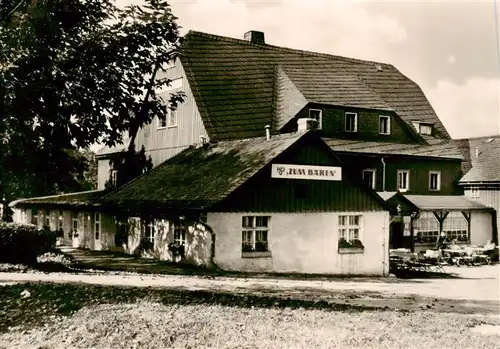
[244,30,265,44]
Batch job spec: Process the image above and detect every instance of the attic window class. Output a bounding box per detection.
[156,78,183,94]
[379,116,390,135]
[470,187,480,198]
[309,109,322,129]
[345,112,358,133]
[419,123,433,135]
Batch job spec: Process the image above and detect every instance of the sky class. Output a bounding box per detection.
[117,0,500,139]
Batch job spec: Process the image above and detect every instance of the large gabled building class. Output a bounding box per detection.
[96,29,459,191]
[10,30,496,273]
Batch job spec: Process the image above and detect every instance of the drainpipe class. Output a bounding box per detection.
[381,157,387,191]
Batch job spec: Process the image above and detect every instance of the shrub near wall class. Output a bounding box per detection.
[0,223,57,265]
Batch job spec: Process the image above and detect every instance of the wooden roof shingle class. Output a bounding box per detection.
[459,140,500,184]
[99,131,307,209]
[180,31,451,141]
[323,138,463,160]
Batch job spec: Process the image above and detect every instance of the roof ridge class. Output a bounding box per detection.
[215,130,307,146]
[184,30,394,68]
[454,134,500,141]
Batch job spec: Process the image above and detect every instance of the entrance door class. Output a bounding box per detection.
[390,221,405,249]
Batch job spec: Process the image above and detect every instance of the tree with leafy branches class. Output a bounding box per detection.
[0,0,185,212]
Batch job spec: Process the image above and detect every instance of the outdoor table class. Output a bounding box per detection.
[442,249,468,266]
[442,249,467,257]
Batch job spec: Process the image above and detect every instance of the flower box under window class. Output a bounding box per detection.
[338,238,365,254]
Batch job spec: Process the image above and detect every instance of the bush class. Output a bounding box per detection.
[133,237,154,256]
[0,222,57,265]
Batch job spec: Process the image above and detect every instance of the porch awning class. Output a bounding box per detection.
[403,195,492,211]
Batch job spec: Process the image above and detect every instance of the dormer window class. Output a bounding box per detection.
[417,123,433,135]
[309,109,322,129]
[345,112,358,132]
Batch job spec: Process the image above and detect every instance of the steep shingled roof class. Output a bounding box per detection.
[180,31,451,141]
[454,135,500,178]
[100,132,307,209]
[323,138,463,160]
[459,141,500,184]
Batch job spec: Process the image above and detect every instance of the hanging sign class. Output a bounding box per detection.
[271,164,342,181]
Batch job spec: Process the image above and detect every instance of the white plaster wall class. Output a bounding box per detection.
[11,208,18,223]
[470,211,493,246]
[123,217,212,265]
[125,217,142,254]
[11,208,23,224]
[97,213,117,251]
[207,211,390,275]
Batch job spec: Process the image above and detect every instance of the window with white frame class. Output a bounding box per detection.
[442,211,468,242]
[338,215,362,242]
[241,216,270,252]
[167,107,177,127]
[174,225,187,245]
[345,112,358,132]
[429,171,441,191]
[362,169,376,189]
[94,212,101,240]
[158,114,168,129]
[413,211,468,244]
[379,115,390,135]
[419,123,433,135]
[309,109,322,129]
[144,217,155,244]
[397,170,410,191]
[111,170,118,186]
[413,212,439,244]
[155,78,183,94]
[470,187,480,198]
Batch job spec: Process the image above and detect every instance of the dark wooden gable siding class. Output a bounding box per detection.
[283,104,421,144]
[214,135,386,213]
[337,153,463,195]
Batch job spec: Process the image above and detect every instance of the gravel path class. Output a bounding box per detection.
[0,264,499,302]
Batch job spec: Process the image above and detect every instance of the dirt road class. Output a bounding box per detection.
[0,264,498,302]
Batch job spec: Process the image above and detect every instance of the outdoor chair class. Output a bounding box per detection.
[472,254,491,265]
[423,249,442,262]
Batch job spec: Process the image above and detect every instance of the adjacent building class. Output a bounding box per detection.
[10,30,497,274]
[455,135,500,244]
